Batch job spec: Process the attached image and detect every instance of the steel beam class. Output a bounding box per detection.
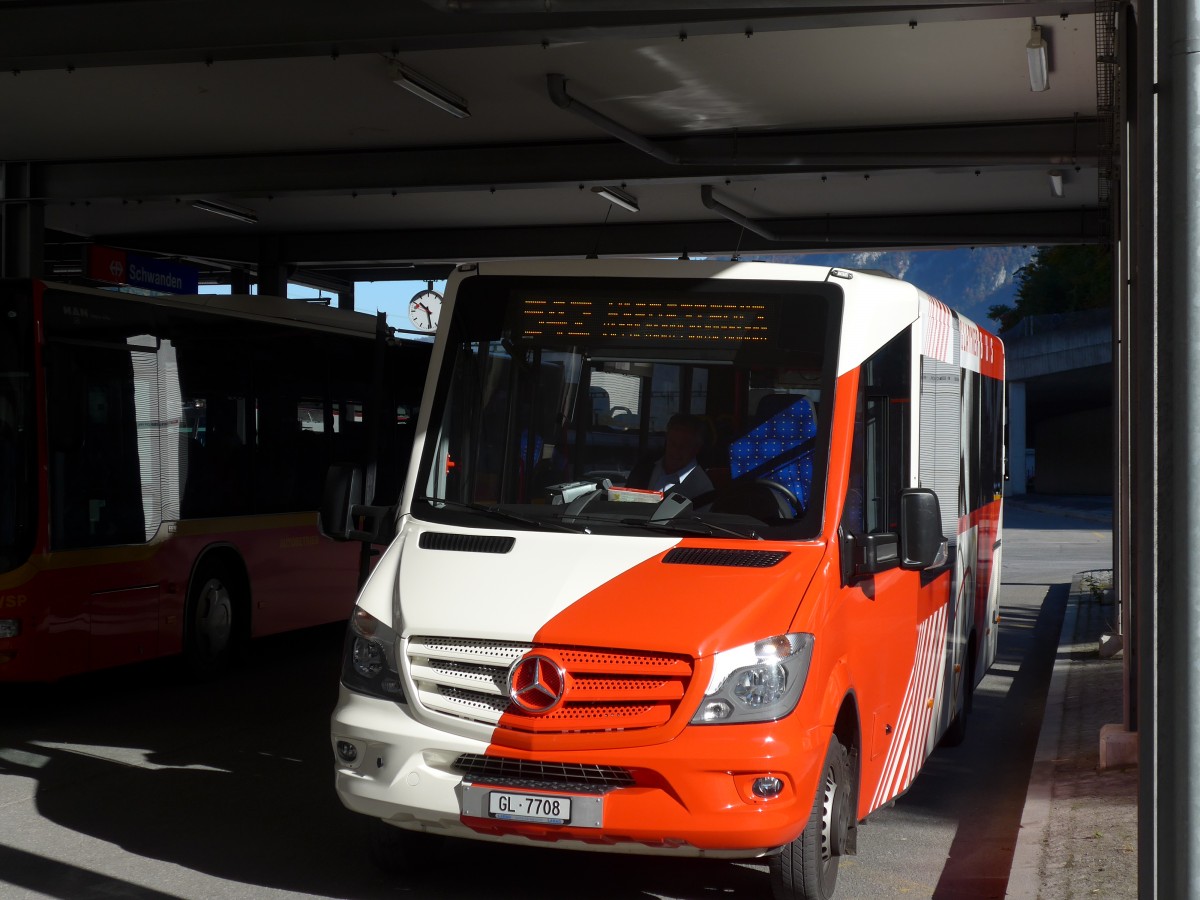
[1131,3,1157,897]
[0,1,1098,72]
[37,120,1102,202]
[1157,0,1200,896]
[92,207,1104,268]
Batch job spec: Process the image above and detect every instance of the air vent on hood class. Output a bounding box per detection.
[662,547,789,568]
[418,532,515,554]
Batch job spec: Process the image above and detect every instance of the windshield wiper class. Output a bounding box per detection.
[414,497,589,534]
[619,517,762,540]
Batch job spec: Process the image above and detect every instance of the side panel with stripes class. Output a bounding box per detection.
[867,598,949,809]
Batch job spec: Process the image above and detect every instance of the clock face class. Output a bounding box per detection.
[407,290,442,332]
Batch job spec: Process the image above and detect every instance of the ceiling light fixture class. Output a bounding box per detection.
[1026,23,1049,92]
[390,61,470,118]
[1049,169,1065,198]
[191,199,258,225]
[591,185,639,213]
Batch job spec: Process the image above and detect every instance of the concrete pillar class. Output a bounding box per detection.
[256,236,287,298]
[1,162,44,279]
[338,282,356,311]
[230,268,252,295]
[1006,381,1028,495]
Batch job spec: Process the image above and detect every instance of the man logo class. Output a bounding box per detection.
[506,654,567,714]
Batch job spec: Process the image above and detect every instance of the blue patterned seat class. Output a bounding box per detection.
[728,396,818,510]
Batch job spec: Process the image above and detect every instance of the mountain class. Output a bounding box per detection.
[742,246,1035,330]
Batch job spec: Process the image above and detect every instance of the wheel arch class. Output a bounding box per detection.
[831,691,862,854]
[187,543,252,637]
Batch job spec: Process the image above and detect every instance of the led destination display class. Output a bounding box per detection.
[513,297,773,347]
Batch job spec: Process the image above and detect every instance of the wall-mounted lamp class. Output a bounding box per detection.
[591,185,639,213]
[390,61,470,118]
[1027,23,1049,92]
[191,199,258,225]
[1049,169,1065,198]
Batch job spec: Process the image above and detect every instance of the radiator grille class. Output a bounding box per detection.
[454,753,636,793]
[407,636,693,734]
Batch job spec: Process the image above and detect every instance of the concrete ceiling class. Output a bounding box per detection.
[0,0,1110,289]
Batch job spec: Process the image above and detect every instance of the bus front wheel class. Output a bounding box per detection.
[770,735,854,900]
[184,560,242,673]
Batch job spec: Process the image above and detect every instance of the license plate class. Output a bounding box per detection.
[461,783,605,828]
[488,790,571,824]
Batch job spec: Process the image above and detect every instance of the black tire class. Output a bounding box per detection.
[368,820,444,876]
[183,559,242,675]
[770,735,855,900]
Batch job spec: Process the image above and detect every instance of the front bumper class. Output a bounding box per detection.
[331,687,828,858]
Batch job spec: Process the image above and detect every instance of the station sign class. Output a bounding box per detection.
[87,245,199,295]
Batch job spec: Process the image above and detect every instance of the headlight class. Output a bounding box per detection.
[340,608,406,702]
[691,633,814,725]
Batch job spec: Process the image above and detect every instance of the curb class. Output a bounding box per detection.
[1005,576,1080,898]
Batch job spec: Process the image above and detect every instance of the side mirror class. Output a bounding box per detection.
[842,530,901,583]
[320,464,362,541]
[320,463,397,546]
[899,488,947,570]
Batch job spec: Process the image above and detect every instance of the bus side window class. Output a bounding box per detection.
[844,330,911,539]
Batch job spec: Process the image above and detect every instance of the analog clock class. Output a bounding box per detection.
[407,289,442,332]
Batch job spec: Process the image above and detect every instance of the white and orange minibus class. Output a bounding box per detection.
[326,259,1005,900]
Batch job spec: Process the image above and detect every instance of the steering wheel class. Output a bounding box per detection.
[754,479,803,514]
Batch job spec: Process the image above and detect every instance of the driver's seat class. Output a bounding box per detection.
[726,395,818,511]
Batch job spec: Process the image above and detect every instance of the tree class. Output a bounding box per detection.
[987,245,1113,332]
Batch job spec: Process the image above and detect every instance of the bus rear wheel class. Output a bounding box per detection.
[770,735,854,900]
[184,559,242,673]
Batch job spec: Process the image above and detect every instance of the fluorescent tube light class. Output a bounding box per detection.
[191,199,258,225]
[390,61,470,118]
[591,185,639,213]
[1027,24,1049,92]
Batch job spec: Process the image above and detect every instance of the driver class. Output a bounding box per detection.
[626,414,714,501]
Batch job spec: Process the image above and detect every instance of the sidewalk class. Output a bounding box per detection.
[1005,494,1137,898]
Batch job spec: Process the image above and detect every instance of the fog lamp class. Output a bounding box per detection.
[336,740,359,764]
[753,776,785,799]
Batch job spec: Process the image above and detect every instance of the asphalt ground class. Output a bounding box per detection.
[0,496,1121,900]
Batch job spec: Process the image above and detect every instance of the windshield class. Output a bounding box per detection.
[414,273,841,540]
[0,286,38,572]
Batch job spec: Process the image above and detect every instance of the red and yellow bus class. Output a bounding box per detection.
[325,259,1005,900]
[0,278,430,682]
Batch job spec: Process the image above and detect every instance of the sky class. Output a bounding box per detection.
[201,279,446,335]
